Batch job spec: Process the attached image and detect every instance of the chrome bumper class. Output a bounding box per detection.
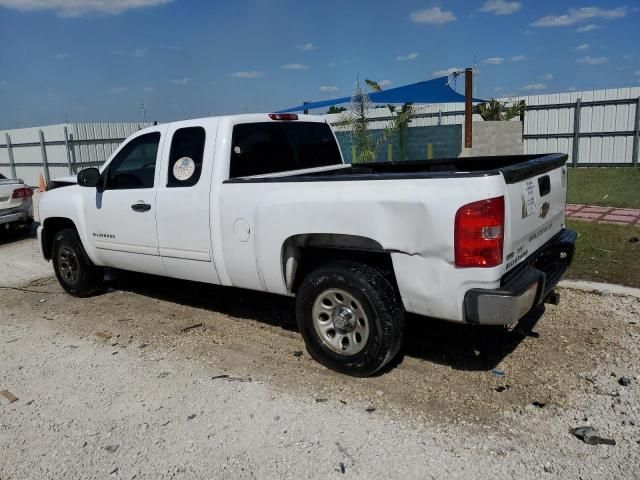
[464,229,577,325]
[0,210,29,226]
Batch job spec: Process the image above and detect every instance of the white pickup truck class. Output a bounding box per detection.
[0,173,34,232]
[38,113,576,376]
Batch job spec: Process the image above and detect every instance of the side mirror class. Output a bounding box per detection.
[77,168,102,188]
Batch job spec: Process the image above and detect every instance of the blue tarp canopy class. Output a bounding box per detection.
[277,76,483,113]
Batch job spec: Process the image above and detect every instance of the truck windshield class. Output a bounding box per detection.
[230,122,342,178]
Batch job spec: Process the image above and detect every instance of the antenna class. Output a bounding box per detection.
[139,101,147,123]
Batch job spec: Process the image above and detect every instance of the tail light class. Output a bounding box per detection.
[455,196,504,268]
[269,113,298,121]
[12,187,34,199]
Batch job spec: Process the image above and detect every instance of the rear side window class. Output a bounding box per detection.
[167,127,206,187]
[229,122,342,178]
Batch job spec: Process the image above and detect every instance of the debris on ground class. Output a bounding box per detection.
[315,398,328,403]
[365,407,376,413]
[570,426,616,446]
[158,372,170,378]
[491,369,505,377]
[629,236,639,244]
[187,414,196,420]
[532,401,546,408]
[0,389,19,403]
[95,331,113,340]
[211,374,252,383]
[181,323,203,333]
[494,385,510,393]
[618,376,632,387]
[292,351,303,357]
[103,444,119,453]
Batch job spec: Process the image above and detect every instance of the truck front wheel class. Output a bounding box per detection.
[52,228,103,297]
[295,260,404,377]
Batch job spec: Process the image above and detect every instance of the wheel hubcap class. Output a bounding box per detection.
[312,288,370,355]
[57,246,79,285]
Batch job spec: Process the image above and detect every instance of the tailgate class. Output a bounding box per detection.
[502,154,568,272]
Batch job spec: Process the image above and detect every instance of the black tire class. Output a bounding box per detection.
[295,260,404,377]
[52,228,103,297]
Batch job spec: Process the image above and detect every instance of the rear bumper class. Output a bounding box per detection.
[464,228,577,325]
[0,210,30,226]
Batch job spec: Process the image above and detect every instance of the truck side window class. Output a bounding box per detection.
[229,122,342,178]
[167,127,206,187]
[104,132,160,190]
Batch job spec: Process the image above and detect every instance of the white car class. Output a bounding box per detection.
[37,113,576,376]
[0,173,34,232]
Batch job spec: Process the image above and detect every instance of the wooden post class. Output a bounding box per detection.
[387,144,393,162]
[63,126,74,175]
[427,143,434,160]
[464,68,473,149]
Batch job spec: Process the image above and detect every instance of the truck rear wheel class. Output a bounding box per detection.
[295,260,404,377]
[52,228,103,297]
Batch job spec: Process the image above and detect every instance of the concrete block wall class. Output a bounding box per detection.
[460,121,524,157]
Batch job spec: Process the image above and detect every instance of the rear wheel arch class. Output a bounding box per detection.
[280,233,398,294]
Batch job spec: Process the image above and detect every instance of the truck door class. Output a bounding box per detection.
[83,128,166,276]
[155,120,221,284]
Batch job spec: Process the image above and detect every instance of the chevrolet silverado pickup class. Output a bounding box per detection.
[38,113,576,376]
[0,173,34,232]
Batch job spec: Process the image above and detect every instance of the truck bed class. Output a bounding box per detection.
[225,153,568,184]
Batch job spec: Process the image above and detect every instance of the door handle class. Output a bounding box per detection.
[131,201,151,212]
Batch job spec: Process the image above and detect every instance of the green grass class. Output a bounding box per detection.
[568,167,640,209]
[566,219,640,288]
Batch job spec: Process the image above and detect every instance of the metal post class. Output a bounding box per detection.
[38,129,50,184]
[632,97,640,167]
[572,99,581,167]
[69,133,77,170]
[63,126,74,175]
[303,101,310,115]
[5,133,17,179]
[437,109,442,126]
[464,68,473,149]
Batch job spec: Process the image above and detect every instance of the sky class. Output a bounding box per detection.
[0,0,639,129]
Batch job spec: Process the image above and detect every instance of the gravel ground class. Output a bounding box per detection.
[1,234,639,479]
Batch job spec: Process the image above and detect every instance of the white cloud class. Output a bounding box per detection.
[479,0,521,15]
[410,6,456,24]
[494,86,502,91]
[171,77,190,85]
[521,83,547,91]
[319,86,339,92]
[142,86,154,93]
[576,24,600,32]
[532,6,627,27]
[230,71,264,79]
[111,86,127,93]
[539,73,554,81]
[378,80,393,88]
[432,67,462,77]
[281,63,309,70]
[510,55,527,62]
[133,47,148,57]
[482,57,504,64]
[575,43,590,50]
[0,0,172,17]
[577,55,608,65]
[568,86,577,91]
[54,52,70,60]
[396,52,419,61]
[327,61,337,67]
[297,42,316,51]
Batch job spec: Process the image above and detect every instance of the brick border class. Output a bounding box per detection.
[566,204,640,227]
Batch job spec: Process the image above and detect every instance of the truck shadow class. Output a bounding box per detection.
[112,271,543,373]
[0,224,37,246]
